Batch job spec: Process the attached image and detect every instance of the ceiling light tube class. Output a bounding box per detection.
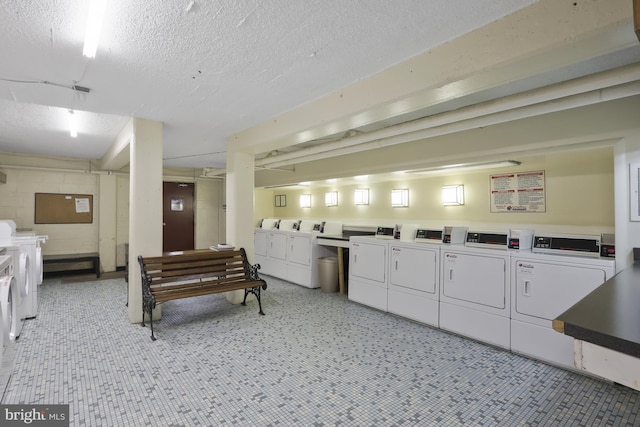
[405,160,521,175]
[69,110,78,138]
[83,0,107,58]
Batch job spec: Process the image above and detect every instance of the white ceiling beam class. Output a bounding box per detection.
[231,0,634,156]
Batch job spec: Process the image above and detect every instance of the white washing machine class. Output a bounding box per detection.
[510,234,616,369]
[0,241,28,338]
[349,235,389,312]
[0,220,47,318]
[265,219,298,279]
[440,231,511,349]
[287,229,334,289]
[0,254,17,399]
[11,234,45,318]
[0,219,48,319]
[254,218,279,275]
[388,230,441,327]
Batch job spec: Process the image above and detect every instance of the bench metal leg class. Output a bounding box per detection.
[242,286,265,315]
[149,308,156,341]
[141,298,157,341]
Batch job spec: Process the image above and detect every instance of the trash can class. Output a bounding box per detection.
[318,257,339,293]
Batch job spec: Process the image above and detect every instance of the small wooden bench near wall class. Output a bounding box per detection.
[43,252,101,278]
[138,248,267,340]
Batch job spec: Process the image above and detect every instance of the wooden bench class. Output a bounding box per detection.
[43,252,101,278]
[138,248,267,340]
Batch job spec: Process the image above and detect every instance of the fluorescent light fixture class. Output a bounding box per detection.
[325,191,338,207]
[406,160,521,175]
[69,109,78,138]
[300,194,311,208]
[442,185,464,206]
[391,189,409,207]
[354,188,369,205]
[83,0,107,58]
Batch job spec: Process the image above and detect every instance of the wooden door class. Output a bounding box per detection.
[163,182,195,252]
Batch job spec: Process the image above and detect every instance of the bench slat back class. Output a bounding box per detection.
[139,250,252,288]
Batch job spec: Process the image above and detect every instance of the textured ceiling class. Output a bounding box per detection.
[0,0,542,169]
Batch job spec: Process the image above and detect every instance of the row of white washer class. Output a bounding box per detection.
[0,221,47,399]
[348,236,615,371]
[254,219,343,288]
[0,255,17,400]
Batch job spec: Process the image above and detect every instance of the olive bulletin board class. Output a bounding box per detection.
[34,193,94,224]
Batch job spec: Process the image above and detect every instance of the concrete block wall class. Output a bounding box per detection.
[0,167,99,255]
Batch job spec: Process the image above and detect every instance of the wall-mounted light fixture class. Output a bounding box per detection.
[442,185,464,206]
[405,160,521,175]
[68,109,78,138]
[83,0,107,58]
[300,194,311,208]
[391,189,409,207]
[354,188,369,205]
[325,191,338,207]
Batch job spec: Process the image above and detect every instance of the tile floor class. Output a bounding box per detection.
[2,275,639,426]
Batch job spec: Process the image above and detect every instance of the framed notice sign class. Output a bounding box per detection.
[490,170,545,213]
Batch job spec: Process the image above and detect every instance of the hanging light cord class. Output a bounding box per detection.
[0,77,90,93]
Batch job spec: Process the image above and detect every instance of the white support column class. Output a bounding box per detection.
[98,173,117,273]
[127,118,163,323]
[225,149,255,304]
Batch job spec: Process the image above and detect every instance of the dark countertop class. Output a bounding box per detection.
[554,262,640,358]
[317,231,375,241]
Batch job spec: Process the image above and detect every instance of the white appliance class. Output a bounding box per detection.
[0,220,46,318]
[263,219,298,278]
[440,231,511,349]
[349,236,388,311]
[287,230,334,288]
[0,241,28,338]
[11,235,45,318]
[254,219,280,275]
[254,230,270,274]
[510,235,615,369]
[388,239,440,327]
[0,254,17,399]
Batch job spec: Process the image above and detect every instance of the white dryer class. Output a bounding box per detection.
[0,241,28,338]
[254,218,279,275]
[349,236,389,311]
[10,235,44,318]
[510,234,615,369]
[286,230,334,289]
[265,220,298,279]
[0,220,47,318]
[0,254,17,399]
[388,233,441,327]
[440,231,511,349]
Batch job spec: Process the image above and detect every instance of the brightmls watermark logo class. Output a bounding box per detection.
[1,405,69,426]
